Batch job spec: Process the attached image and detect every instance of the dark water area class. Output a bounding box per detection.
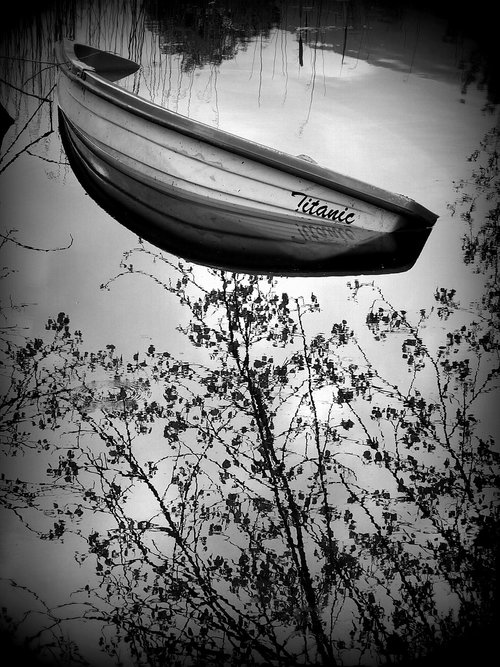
[0,1,499,666]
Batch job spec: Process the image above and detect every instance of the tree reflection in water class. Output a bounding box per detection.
[1,140,499,662]
[0,1,499,666]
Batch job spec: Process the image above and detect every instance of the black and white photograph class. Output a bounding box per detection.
[1,1,498,665]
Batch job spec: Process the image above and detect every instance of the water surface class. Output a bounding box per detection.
[0,1,498,665]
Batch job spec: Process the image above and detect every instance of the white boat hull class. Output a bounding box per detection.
[56,41,437,275]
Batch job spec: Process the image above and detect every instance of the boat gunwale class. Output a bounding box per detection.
[55,40,438,228]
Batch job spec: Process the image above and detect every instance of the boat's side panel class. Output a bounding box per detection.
[64,111,380,253]
[56,40,438,226]
[60,109,429,275]
[57,74,409,238]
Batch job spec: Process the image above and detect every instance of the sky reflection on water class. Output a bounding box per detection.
[0,1,499,665]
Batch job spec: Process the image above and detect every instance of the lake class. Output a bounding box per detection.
[1,1,498,666]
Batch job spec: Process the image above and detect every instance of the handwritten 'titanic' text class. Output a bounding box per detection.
[291,191,356,224]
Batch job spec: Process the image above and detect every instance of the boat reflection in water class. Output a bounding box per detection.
[56,41,438,277]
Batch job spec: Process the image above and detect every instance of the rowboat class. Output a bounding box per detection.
[55,40,438,276]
